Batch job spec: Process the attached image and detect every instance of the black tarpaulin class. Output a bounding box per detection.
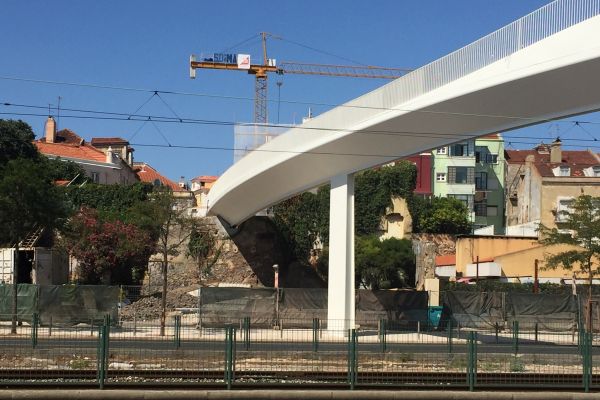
[506,292,577,330]
[442,291,503,329]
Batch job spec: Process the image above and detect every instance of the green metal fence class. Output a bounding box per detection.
[0,315,598,390]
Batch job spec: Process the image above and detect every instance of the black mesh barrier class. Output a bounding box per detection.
[0,284,38,321]
[199,287,429,328]
[199,287,276,327]
[506,292,577,331]
[279,288,327,326]
[356,289,429,329]
[442,291,504,329]
[37,285,119,325]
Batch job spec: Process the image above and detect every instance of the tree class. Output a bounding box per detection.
[0,158,68,333]
[317,237,416,289]
[538,194,600,331]
[187,221,222,281]
[355,236,415,289]
[414,196,471,234]
[151,188,197,336]
[0,119,39,167]
[61,208,154,284]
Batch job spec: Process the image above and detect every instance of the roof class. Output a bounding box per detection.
[38,129,84,145]
[91,137,129,146]
[506,147,600,177]
[477,133,501,140]
[191,175,218,183]
[35,141,107,163]
[133,162,187,192]
[435,254,456,267]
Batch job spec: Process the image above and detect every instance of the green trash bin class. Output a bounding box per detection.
[428,306,443,329]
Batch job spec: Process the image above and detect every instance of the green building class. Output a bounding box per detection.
[431,134,505,234]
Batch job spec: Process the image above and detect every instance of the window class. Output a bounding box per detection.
[487,175,499,190]
[450,143,468,157]
[556,198,574,222]
[475,172,488,190]
[436,147,447,155]
[91,172,99,183]
[485,154,498,164]
[486,206,498,217]
[593,166,600,176]
[436,173,446,182]
[559,166,570,176]
[474,201,487,216]
[448,166,474,184]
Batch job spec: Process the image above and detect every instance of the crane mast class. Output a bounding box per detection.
[189,33,411,124]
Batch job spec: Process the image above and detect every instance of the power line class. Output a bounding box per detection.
[6,108,600,146]
[3,74,600,124]
[4,101,600,143]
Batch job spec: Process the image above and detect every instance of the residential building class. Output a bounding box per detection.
[404,153,432,196]
[505,139,600,232]
[190,175,219,217]
[35,116,138,185]
[431,134,505,234]
[133,162,193,202]
[90,137,134,166]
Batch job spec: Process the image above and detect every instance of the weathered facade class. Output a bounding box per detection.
[506,140,600,231]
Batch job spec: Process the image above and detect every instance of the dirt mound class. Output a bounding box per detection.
[120,285,199,321]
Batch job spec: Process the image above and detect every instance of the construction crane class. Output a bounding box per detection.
[190,32,411,124]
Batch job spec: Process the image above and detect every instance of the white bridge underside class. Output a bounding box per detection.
[209,14,600,226]
[208,4,600,330]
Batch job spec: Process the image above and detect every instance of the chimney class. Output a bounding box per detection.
[106,146,114,163]
[550,138,562,163]
[45,116,56,143]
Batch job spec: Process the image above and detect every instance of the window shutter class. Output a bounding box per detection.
[448,167,456,183]
[467,167,475,184]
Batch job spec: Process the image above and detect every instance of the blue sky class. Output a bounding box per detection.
[1,0,596,181]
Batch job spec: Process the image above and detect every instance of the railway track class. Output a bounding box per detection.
[0,369,597,389]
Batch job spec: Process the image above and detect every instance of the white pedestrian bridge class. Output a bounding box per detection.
[208,0,600,330]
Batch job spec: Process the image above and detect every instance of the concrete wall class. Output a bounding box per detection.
[494,243,583,280]
[455,236,538,275]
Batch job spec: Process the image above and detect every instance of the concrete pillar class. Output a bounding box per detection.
[327,173,355,332]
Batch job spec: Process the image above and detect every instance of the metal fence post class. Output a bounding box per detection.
[495,322,499,344]
[225,326,236,390]
[447,319,453,354]
[31,313,38,348]
[512,320,519,355]
[379,318,387,353]
[347,328,357,390]
[97,323,108,389]
[312,318,320,352]
[467,331,477,391]
[583,331,592,392]
[534,322,538,344]
[242,316,250,350]
[174,315,181,349]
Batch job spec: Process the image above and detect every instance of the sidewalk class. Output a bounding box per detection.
[0,389,597,400]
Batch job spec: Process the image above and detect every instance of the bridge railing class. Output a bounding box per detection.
[302,0,600,137]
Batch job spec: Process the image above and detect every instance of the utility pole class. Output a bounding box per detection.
[533,259,539,294]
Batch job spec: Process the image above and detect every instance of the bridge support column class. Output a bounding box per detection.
[327,173,355,333]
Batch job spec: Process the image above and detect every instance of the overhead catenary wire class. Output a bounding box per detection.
[3,101,600,142]
[3,74,600,123]
[4,108,600,145]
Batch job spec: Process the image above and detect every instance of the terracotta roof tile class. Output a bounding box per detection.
[191,175,218,183]
[435,254,456,266]
[35,141,107,163]
[506,148,600,177]
[133,162,186,192]
[91,137,129,145]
